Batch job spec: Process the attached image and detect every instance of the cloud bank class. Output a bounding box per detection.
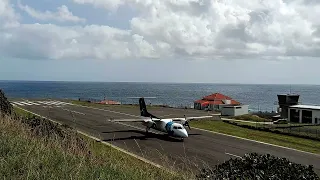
[1,0,320,61]
[17,2,86,23]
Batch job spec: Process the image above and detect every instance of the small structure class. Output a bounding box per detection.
[221,105,249,116]
[288,105,320,124]
[276,94,300,119]
[194,93,241,111]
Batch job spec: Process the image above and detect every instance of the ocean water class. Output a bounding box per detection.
[1,80,320,112]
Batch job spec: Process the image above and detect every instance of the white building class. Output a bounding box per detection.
[288,105,320,124]
[221,105,249,116]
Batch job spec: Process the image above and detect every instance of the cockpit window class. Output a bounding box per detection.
[173,126,183,129]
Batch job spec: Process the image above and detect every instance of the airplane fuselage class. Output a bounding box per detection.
[142,118,188,138]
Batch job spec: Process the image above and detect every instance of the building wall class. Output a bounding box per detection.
[211,104,233,111]
[289,108,320,124]
[194,103,201,110]
[221,105,249,116]
[221,107,235,116]
[234,105,249,116]
[312,110,320,124]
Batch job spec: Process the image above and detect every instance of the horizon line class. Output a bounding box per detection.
[0,79,320,86]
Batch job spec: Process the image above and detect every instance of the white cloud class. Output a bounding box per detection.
[1,0,320,61]
[72,0,125,12]
[18,2,86,23]
[0,0,19,28]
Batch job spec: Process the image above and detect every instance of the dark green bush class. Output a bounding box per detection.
[197,153,319,180]
[0,89,13,116]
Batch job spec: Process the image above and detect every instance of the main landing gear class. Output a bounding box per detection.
[145,127,150,135]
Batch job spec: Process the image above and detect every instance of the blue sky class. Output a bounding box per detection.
[1,0,320,84]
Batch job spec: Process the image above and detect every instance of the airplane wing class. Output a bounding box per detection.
[110,118,161,122]
[171,115,213,121]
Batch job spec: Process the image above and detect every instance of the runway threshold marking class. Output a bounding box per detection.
[11,102,25,106]
[70,103,320,157]
[13,106,166,171]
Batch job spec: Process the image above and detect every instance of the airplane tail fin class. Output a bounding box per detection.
[139,97,159,119]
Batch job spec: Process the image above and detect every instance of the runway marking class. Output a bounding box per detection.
[11,100,72,106]
[192,127,320,157]
[13,106,165,171]
[11,102,25,106]
[36,101,48,104]
[26,101,40,105]
[61,108,85,115]
[45,101,58,105]
[69,102,320,157]
[18,101,33,106]
[225,152,243,159]
[73,104,140,118]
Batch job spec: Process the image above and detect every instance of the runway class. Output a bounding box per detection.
[11,99,320,175]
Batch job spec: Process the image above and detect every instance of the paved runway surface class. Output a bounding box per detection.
[11,99,320,175]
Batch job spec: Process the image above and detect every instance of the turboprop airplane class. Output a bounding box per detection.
[111,98,213,140]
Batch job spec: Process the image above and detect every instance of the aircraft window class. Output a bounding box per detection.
[173,126,177,129]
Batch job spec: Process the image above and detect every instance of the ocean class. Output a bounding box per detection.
[1,80,320,112]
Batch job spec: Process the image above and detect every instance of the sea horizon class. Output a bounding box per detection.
[1,79,320,86]
[1,80,320,112]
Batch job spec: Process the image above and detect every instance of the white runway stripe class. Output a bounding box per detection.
[26,101,40,105]
[19,101,33,106]
[53,101,66,105]
[11,100,73,106]
[42,101,54,105]
[36,101,48,104]
[59,102,71,105]
[11,102,25,106]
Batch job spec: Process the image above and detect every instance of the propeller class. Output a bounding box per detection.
[183,115,191,130]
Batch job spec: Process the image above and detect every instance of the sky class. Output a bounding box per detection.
[0,0,320,84]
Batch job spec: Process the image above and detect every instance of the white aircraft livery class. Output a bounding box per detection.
[111,98,212,140]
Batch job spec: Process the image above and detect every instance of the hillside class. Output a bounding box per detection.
[0,90,182,180]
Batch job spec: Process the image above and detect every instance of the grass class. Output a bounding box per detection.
[0,109,187,180]
[13,106,33,117]
[190,120,320,154]
[228,121,320,139]
[229,114,272,122]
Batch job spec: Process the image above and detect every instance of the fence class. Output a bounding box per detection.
[225,120,320,141]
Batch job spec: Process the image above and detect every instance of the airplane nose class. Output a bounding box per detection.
[182,129,188,138]
[173,129,188,138]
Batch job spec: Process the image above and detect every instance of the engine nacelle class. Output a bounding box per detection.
[142,119,155,128]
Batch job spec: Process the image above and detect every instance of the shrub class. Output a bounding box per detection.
[0,89,13,116]
[197,153,319,179]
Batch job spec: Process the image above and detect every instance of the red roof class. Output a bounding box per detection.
[203,93,233,101]
[194,93,240,105]
[194,100,210,105]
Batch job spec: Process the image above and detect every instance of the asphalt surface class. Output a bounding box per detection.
[11,99,320,176]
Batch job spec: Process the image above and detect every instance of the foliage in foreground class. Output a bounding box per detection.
[0,115,181,180]
[197,153,319,180]
[0,90,180,180]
